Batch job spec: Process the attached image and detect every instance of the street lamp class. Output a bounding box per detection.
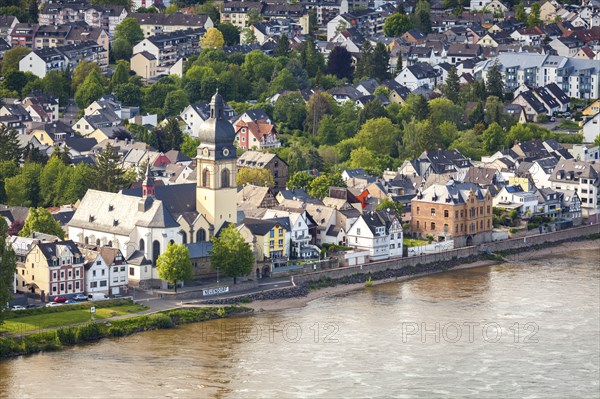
[217,266,219,284]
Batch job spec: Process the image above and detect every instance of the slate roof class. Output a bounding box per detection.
[519,91,547,113]
[65,136,97,152]
[130,13,210,27]
[121,183,197,221]
[415,182,487,205]
[240,218,279,236]
[37,240,81,262]
[185,242,213,259]
[545,83,569,105]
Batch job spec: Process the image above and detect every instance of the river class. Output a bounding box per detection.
[1,249,599,398]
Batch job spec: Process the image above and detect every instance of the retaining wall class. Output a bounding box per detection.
[294,224,600,286]
[161,280,259,300]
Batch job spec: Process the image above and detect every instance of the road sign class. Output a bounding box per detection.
[90,306,96,313]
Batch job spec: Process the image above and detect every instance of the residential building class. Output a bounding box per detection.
[130,13,213,37]
[549,158,600,218]
[410,181,493,246]
[346,210,403,261]
[512,90,547,121]
[582,99,600,116]
[581,112,600,143]
[493,184,539,216]
[18,240,85,300]
[19,41,108,78]
[262,209,319,259]
[181,100,235,137]
[39,2,127,36]
[326,9,386,41]
[0,16,18,42]
[220,1,265,29]
[9,23,38,48]
[132,28,203,75]
[237,150,289,190]
[234,119,281,150]
[238,218,288,271]
[395,62,442,90]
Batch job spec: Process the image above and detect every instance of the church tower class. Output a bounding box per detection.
[196,91,237,235]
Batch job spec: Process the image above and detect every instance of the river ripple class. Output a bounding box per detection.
[1,249,599,399]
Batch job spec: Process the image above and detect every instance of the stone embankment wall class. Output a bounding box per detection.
[293,224,600,286]
[163,280,259,300]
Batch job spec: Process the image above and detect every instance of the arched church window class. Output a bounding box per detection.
[202,168,210,187]
[139,238,145,252]
[221,168,230,188]
[197,228,206,242]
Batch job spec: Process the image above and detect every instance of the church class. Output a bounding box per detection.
[68,91,238,277]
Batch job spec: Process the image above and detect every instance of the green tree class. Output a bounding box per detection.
[19,207,65,239]
[180,135,200,158]
[384,13,414,37]
[413,0,432,33]
[71,61,102,92]
[113,83,142,107]
[111,38,133,62]
[441,66,460,103]
[247,9,262,24]
[354,117,400,156]
[42,70,71,106]
[486,60,504,99]
[237,167,275,187]
[156,118,184,152]
[306,92,336,136]
[242,28,257,44]
[210,224,254,284]
[515,2,527,23]
[429,97,463,127]
[115,17,144,45]
[468,101,485,127]
[273,92,306,131]
[527,2,541,28]
[354,40,374,80]
[156,242,193,293]
[306,173,346,199]
[274,33,290,57]
[1,46,30,74]
[287,171,315,190]
[371,42,391,80]
[39,156,66,206]
[484,96,504,125]
[5,162,42,207]
[163,89,189,117]
[0,218,17,325]
[450,128,485,160]
[405,94,430,121]
[594,134,600,147]
[217,23,240,46]
[94,143,127,192]
[111,60,130,88]
[349,147,387,174]
[0,125,22,162]
[402,119,442,159]
[286,145,307,173]
[482,122,504,153]
[317,114,338,146]
[269,69,298,95]
[376,198,403,218]
[0,161,18,204]
[306,148,324,170]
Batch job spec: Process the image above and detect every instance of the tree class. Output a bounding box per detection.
[413,0,432,33]
[317,115,338,146]
[306,92,335,135]
[40,156,66,206]
[42,70,71,106]
[429,98,463,127]
[376,198,403,218]
[359,99,388,124]
[402,119,442,159]
[405,94,430,120]
[325,46,353,80]
[113,83,142,107]
[201,27,225,48]
[515,2,527,23]
[156,243,192,292]
[354,40,373,80]
[306,148,324,170]
[74,74,103,109]
[349,147,387,173]
[114,17,144,46]
[180,135,200,158]
[163,89,189,117]
[371,42,391,81]
[527,2,541,28]
[242,28,257,44]
[1,46,30,74]
[110,38,133,62]
[247,9,262,24]
[273,92,306,131]
[468,101,485,127]
[450,128,485,160]
[111,60,130,88]
[484,96,504,126]
[210,224,254,284]
[94,143,127,192]
[0,218,17,325]
[355,117,400,156]
[441,66,460,103]
[3,70,33,96]
[306,173,346,199]
[0,125,22,162]
[5,162,42,207]
[486,60,504,100]
[274,33,290,57]
[287,171,315,190]
[269,69,298,95]
[20,207,65,239]
[594,134,600,147]
[71,61,102,92]
[156,117,184,152]
[217,23,240,46]
[384,13,414,37]
[482,122,504,153]
[236,167,275,187]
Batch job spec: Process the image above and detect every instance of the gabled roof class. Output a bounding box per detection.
[517,91,546,113]
[240,218,280,236]
[544,83,569,105]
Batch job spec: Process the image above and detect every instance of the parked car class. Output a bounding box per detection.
[11,305,26,311]
[64,299,78,304]
[87,293,110,301]
[26,304,40,308]
[46,302,63,307]
[52,296,68,303]
[73,294,87,301]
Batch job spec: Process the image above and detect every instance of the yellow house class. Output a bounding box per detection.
[30,121,75,146]
[478,33,499,47]
[238,218,288,263]
[130,51,157,81]
[540,1,560,22]
[582,100,600,116]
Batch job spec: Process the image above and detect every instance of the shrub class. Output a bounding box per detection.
[76,322,104,342]
[56,327,77,345]
[147,313,174,329]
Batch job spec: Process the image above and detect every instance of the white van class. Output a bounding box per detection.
[87,293,110,301]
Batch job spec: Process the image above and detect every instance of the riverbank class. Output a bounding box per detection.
[0,306,252,359]
[243,239,600,313]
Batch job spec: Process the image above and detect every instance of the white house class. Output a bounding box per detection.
[82,249,110,295]
[493,185,539,215]
[582,112,600,143]
[395,62,442,91]
[346,210,403,261]
[262,209,319,259]
[19,48,66,78]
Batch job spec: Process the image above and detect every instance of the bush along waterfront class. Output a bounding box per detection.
[0,306,251,359]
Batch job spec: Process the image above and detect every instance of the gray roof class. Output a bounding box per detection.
[185,242,213,259]
[415,182,487,205]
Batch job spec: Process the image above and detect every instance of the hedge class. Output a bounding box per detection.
[4,299,136,320]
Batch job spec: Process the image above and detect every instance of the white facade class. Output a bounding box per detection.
[346,213,403,261]
[493,186,539,215]
[85,254,110,295]
[582,113,600,144]
[19,51,66,78]
[180,104,207,137]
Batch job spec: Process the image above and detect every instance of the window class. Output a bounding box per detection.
[75,281,79,290]
[270,230,274,238]
[120,266,125,272]
[53,272,57,280]
[53,285,57,292]
[130,267,135,276]
[417,221,420,229]
[197,229,206,242]
[68,270,72,278]
[100,281,107,287]
[113,267,118,273]
[455,211,458,218]
[76,269,79,277]
[120,276,125,282]
[68,283,72,291]
[278,239,283,246]
[113,277,118,283]
[60,283,64,291]
[101,270,105,276]
[93,270,96,277]
[221,168,230,188]
[487,206,491,214]
[431,222,436,230]
[279,228,283,235]
[417,207,420,215]
[269,240,274,248]
[202,168,210,187]
[90,282,97,288]
[431,208,436,216]
[444,210,449,218]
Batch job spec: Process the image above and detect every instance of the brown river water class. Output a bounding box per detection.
[1,249,599,398]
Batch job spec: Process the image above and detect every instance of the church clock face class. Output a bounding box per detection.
[223,148,230,157]
[203,147,209,157]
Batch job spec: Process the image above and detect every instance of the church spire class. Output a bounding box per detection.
[142,159,154,198]
[210,89,224,120]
